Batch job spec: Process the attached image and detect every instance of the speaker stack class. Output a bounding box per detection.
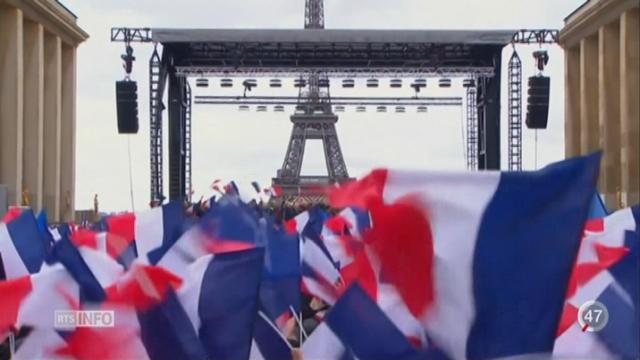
[526,76,550,129]
[115,80,139,134]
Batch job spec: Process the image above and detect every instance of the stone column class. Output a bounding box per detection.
[620,8,640,207]
[599,21,621,209]
[60,44,76,222]
[565,46,581,158]
[43,32,62,221]
[580,35,600,155]
[0,5,24,206]
[23,20,45,212]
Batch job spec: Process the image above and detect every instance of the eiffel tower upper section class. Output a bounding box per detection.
[272,0,352,197]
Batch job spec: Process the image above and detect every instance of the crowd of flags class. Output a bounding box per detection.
[0,152,639,359]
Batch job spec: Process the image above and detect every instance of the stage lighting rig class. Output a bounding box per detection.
[242,79,257,97]
[411,79,426,97]
[532,50,549,73]
[195,77,209,88]
[121,45,135,78]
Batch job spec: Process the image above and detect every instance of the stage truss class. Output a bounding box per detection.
[111,27,559,202]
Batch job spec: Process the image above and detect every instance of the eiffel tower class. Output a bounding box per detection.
[272,0,351,198]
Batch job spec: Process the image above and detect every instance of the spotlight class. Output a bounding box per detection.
[342,79,355,88]
[294,78,307,88]
[242,79,257,96]
[269,79,282,88]
[533,50,549,72]
[411,79,426,93]
[120,45,135,76]
[195,78,209,88]
[438,78,451,88]
[243,79,257,88]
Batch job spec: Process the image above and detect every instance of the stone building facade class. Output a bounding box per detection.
[560,0,639,208]
[0,0,88,221]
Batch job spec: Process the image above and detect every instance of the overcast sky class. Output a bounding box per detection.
[62,0,584,212]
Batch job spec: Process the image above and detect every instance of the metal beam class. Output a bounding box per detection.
[194,95,462,107]
[110,27,152,43]
[511,29,559,44]
[175,67,495,78]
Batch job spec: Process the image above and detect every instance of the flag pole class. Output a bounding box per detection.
[9,331,15,357]
[289,305,308,341]
[299,312,303,344]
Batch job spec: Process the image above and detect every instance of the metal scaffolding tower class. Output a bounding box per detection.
[149,47,164,201]
[508,50,523,171]
[305,0,324,29]
[185,81,192,202]
[466,86,478,170]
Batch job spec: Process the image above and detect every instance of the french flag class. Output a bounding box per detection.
[250,311,294,360]
[0,209,47,280]
[0,236,124,355]
[69,229,135,269]
[553,230,639,359]
[260,220,301,327]
[298,207,339,301]
[177,248,265,360]
[14,242,185,359]
[302,284,424,360]
[46,235,124,304]
[554,206,639,358]
[329,153,601,359]
[153,200,261,278]
[284,209,310,236]
[251,219,300,360]
[102,200,184,266]
[136,289,207,360]
[300,233,342,305]
[321,207,370,268]
[0,264,79,354]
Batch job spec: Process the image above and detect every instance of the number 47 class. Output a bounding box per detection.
[585,309,603,322]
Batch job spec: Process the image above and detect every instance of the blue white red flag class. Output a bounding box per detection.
[328,153,601,359]
[554,206,639,358]
[177,248,265,360]
[0,209,47,280]
[302,284,423,360]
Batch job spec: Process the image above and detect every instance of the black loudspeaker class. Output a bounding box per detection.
[116,80,138,134]
[526,76,550,129]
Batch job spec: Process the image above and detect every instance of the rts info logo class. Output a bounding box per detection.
[54,310,115,329]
